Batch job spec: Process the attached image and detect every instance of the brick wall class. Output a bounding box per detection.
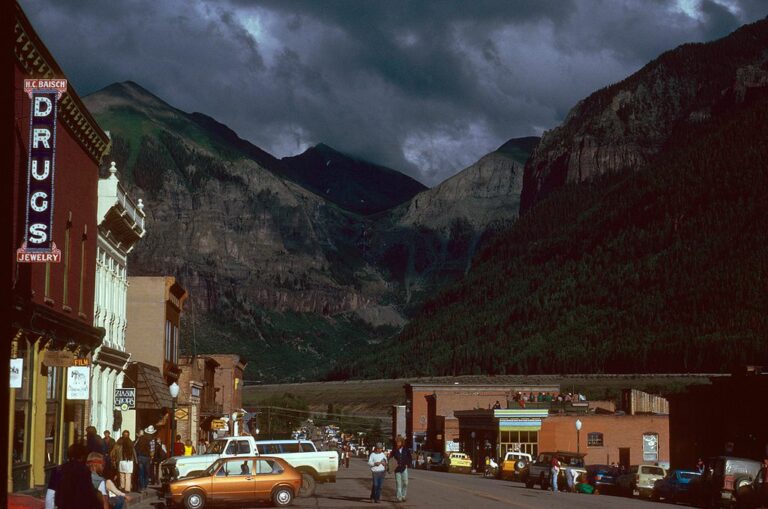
[541,414,669,466]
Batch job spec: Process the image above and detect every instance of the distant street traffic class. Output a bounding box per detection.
[135,458,676,509]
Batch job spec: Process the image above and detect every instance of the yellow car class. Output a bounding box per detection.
[447,452,473,473]
[500,452,532,481]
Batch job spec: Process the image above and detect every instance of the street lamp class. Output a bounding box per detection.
[470,431,476,472]
[575,419,582,455]
[169,382,180,452]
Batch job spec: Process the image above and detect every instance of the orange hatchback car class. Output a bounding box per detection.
[166,456,301,508]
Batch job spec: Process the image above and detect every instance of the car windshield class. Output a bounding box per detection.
[680,472,700,480]
[642,466,665,476]
[205,460,223,476]
[207,440,228,455]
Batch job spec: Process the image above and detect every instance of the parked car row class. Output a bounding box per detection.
[514,453,767,509]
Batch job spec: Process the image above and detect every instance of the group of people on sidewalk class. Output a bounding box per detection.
[45,424,207,509]
[367,435,412,503]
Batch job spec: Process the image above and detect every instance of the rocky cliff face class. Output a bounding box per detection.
[400,137,537,230]
[520,18,768,213]
[84,83,539,381]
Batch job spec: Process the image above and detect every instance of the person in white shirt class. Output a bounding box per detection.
[367,443,388,503]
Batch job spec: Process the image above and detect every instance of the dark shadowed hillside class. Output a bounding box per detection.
[336,79,768,379]
[281,143,427,215]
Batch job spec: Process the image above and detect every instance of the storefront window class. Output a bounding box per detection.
[13,342,32,465]
[45,366,62,466]
[499,429,538,457]
[12,340,33,492]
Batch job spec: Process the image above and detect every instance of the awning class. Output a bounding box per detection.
[499,419,542,432]
[124,362,173,410]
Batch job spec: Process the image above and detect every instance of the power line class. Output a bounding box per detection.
[248,405,391,421]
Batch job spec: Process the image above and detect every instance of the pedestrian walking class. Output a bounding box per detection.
[197,437,209,455]
[111,430,137,492]
[389,436,412,503]
[151,434,167,484]
[103,431,115,454]
[368,443,388,503]
[184,439,196,456]
[135,426,155,491]
[550,455,561,492]
[173,434,185,457]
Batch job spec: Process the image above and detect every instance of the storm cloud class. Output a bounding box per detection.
[20,0,767,185]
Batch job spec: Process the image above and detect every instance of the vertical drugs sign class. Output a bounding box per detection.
[16,79,67,263]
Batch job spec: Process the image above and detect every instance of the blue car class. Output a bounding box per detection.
[653,470,701,504]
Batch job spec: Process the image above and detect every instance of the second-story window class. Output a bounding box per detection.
[165,319,172,362]
[587,432,604,447]
[173,325,179,364]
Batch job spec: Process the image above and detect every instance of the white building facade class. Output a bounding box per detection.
[90,162,146,433]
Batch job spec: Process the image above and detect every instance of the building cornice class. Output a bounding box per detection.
[14,3,110,164]
[93,345,131,371]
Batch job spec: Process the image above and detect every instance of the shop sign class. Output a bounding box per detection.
[43,350,74,367]
[211,419,227,430]
[445,441,460,452]
[10,358,23,388]
[66,365,90,400]
[643,433,659,462]
[114,388,135,411]
[16,79,67,264]
[175,408,189,420]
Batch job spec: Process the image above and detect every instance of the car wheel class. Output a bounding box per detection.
[516,460,526,471]
[183,489,206,509]
[540,473,548,490]
[522,473,532,488]
[272,487,294,507]
[298,473,316,497]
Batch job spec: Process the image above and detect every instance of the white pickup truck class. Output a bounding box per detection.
[160,438,338,497]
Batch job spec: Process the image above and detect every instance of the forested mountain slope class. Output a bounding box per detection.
[336,87,768,379]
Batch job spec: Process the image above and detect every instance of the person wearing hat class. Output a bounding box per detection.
[135,426,155,491]
[368,443,388,503]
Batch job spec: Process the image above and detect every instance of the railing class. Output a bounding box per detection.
[202,402,223,415]
[507,400,591,414]
[116,184,145,231]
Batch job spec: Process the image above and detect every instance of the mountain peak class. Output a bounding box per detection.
[88,81,175,112]
[281,144,426,215]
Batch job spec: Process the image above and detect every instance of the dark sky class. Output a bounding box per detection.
[20,0,767,185]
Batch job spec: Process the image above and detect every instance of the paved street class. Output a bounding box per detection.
[135,458,679,509]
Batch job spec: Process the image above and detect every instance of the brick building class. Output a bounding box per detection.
[208,354,246,417]
[177,355,222,444]
[404,383,559,451]
[9,2,110,493]
[455,405,669,470]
